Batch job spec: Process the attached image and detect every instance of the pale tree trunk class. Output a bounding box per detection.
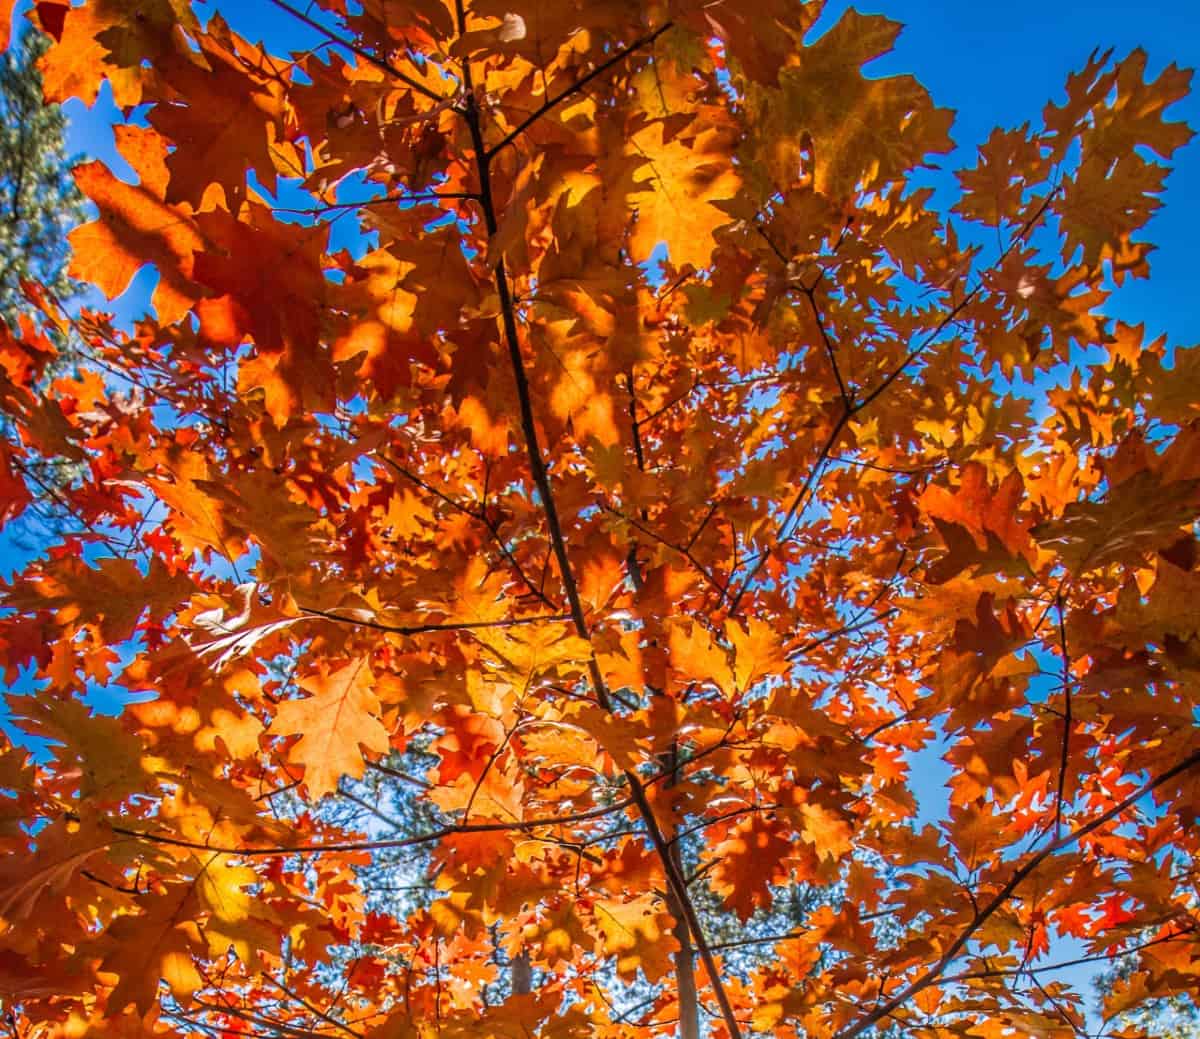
[667,857,700,1039]
[511,949,532,995]
[631,381,699,1039]
[663,742,700,1039]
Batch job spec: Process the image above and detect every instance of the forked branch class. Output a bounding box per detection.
[453,6,744,1036]
[834,747,1200,1039]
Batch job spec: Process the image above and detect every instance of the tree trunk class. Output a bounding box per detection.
[662,742,699,1039]
[511,949,532,995]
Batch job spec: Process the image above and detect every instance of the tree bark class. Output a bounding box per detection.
[511,949,532,995]
[662,742,699,1039]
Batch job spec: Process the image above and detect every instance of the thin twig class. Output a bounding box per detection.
[298,604,570,635]
[104,797,637,857]
[265,0,447,105]
[375,451,557,610]
[271,190,479,217]
[834,746,1200,1039]
[486,24,673,160]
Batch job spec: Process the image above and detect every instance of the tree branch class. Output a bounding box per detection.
[298,604,570,635]
[485,24,673,160]
[265,0,448,105]
[375,451,558,610]
[107,797,637,857]
[834,746,1200,1039]
[455,10,744,1035]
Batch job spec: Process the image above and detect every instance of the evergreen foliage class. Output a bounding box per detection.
[0,26,83,327]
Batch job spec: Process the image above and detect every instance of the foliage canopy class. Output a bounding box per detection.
[0,2,1198,1038]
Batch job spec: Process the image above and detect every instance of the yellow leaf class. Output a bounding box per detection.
[726,617,786,693]
[629,119,740,269]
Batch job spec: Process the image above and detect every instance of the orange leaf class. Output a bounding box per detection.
[267,658,391,799]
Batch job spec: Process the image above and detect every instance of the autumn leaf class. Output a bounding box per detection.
[750,8,954,199]
[920,462,1037,580]
[188,582,302,669]
[68,159,205,325]
[100,882,204,1014]
[628,116,740,270]
[267,657,391,798]
[1032,468,1200,573]
[0,815,113,923]
[710,814,794,922]
[593,892,679,983]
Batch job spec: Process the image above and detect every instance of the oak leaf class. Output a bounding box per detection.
[593,892,679,983]
[68,160,204,326]
[99,882,204,1014]
[628,117,740,270]
[267,657,391,799]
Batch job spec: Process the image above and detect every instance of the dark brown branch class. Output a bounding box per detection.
[271,190,479,217]
[827,453,936,477]
[729,190,1060,617]
[456,9,744,1035]
[601,502,729,598]
[375,452,557,610]
[187,998,347,1039]
[265,0,448,105]
[834,747,1200,1039]
[801,283,853,408]
[1031,974,1088,1039]
[336,784,406,832]
[108,797,636,857]
[298,604,570,635]
[854,188,1058,414]
[669,802,781,847]
[789,608,898,662]
[661,741,700,1039]
[366,760,432,789]
[725,408,852,614]
[164,1009,304,1039]
[787,550,908,660]
[941,928,1189,984]
[485,24,674,160]
[259,974,363,1039]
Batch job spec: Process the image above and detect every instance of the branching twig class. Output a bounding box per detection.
[298,604,570,635]
[486,24,673,160]
[833,746,1200,1039]
[105,797,637,857]
[454,6,744,1034]
[265,0,447,105]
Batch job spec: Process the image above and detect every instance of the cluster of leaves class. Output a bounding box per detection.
[0,1,1198,1038]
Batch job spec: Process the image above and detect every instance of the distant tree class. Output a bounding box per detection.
[0,23,89,535]
[0,25,84,328]
[1098,959,1200,1038]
